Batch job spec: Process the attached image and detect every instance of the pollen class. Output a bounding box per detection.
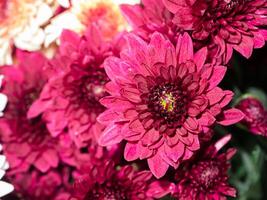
[160,92,176,112]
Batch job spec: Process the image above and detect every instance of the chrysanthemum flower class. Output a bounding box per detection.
[0,144,14,198]
[9,168,71,200]
[120,0,176,42]
[236,97,267,136]
[171,135,236,200]
[0,0,62,65]
[28,26,121,147]
[163,0,267,63]
[0,50,70,173]
[98,32,244,178]
[71,161,172,200]
[45,0,127,47]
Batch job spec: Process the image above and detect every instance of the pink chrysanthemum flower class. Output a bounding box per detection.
[120,0,176,41]
[28,26,122,147]
[163,0,267,63]
[9,168,71,200]
[71,161,172,200]
[171,135,236,200]
[0,50,70,173]
[97,32,244,178]
[236,97,267,136]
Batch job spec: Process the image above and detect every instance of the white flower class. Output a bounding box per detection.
[57,0,70,7]
[0,144,14,198]
[112,0,140,5]
[0,0,59,65]
[0,75,7,117]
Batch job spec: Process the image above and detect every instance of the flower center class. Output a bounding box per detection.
[191,161,221,190]
[23,117,51,146]
[81,69,108,103]
[160,93,176,112]
[205,0,247,18]
[147,82,187,125]
[24,88,39,111]
[66,68,109,113]
[84,183,128,200]
[9,88,51,147]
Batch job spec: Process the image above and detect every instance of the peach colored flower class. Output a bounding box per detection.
[44,0,128,47]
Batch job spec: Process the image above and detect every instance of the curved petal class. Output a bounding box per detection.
[148,153,169,178]
[98,124,123,146]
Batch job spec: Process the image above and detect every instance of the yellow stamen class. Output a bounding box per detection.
[160,93,175,112]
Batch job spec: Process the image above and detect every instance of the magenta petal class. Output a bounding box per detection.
[27,99,51,118]
[141,129,161,146]
[193,47,207,71]
[147,181,176,198]
[206,87,225,105]
[45,110,67,137]
[139,144,154,159]
[163,0,195,13]
[105,81,121,96]
[129,119,145,133]
[164,142,184,162]
[97,109,122,125]
[98,124,123,146]
[126,33,148,65]
[100,96,133,111]
[198,112,216,126]
[148,153,169,178]
[259,29,267,40]
[124,142,139,161]
[60,29,80,49]
[176,33,194,64]
[253,31,265,48]
[219,186,237,197]
[149,32,167,62]
[207,66,227,91]
[218,108,245,126]
[104,57,130,84]
[162,0,180,13]
[43,149,59,168]
[226,148,237,160]
[121,87,142,103]
[183,118,200,133]
[233,35,254,58]
[120,4,144,28]
[219,90,234,107]
[165,43,177,67]
[34,157,50,173]
[224,43,234,64]
[187,135,200,151]
[182,148,194,160]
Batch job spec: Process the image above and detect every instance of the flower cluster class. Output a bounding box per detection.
[0,0,267,199]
